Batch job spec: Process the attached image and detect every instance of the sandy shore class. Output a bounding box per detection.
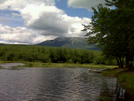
[0,63,25,69]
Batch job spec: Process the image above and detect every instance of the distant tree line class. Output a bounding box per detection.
[0,45,117,65]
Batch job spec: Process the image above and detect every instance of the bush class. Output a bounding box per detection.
[0,45,117,65]
[68,59,74,64]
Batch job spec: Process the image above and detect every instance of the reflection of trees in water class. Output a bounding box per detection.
[116,83,134,101]
[115,82,126,101]
[23,68,134,101]
[98,80,134,101]
[98,79,115,101]
[37,68,67,99]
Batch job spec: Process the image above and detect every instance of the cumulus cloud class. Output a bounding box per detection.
[19,2,91,37]
[11,13,21,17]
[0,0,91,44]
[0,0,5,3]
[0,0,55,10]
[68,0,106,10]
[0,24,56,44]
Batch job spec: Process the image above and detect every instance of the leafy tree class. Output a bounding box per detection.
[105,0,134,9]
[82,0,134,68]
[106,0,134,68]
[0,45,111,64]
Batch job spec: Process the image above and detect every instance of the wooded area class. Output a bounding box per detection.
[82,0,134,68]
[0,45,117,65]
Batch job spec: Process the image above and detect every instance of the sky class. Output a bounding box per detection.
[0,0,106,44]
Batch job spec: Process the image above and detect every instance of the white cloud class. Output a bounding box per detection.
[11,13,21,17]
[0,0,91,44]
[0,0,55,10]
[19,3,91,37]
[0,24,55,44]
[68,0,106,10]
[0,0,5,3]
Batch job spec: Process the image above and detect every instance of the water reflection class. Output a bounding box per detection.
[115,83,134,101]
[0,63,25,70]
[0,67,133,101]
[99,79,117,101]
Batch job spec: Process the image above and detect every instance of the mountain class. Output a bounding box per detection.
[37,37,100,50]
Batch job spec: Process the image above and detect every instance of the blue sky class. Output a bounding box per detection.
[56,0,93,18]
[0,10,24,27]
[0,0,105,44]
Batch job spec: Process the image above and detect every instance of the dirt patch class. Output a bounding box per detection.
[0,63,25,69]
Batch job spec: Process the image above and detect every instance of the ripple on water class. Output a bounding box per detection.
[0,67,133,101]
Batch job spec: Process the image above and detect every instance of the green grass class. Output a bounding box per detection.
[0,60,117,69]
[119,72,134,89]
[102,68,126,77]
[102,68,134,90]
[20,62,117,69]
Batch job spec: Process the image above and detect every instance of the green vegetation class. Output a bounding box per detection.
[0,60,116,68]
[82,0,134,68]
[20,62,117,68]
[119,73,134,89]
[82,0,134,92]
[0,45,117,66]
[103,68,134,90]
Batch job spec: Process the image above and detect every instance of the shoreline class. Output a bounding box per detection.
[0,61,117,69]
[0,61,133,94]
[102,68,134,90]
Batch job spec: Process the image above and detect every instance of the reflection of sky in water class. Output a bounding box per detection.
[0,67,133,101]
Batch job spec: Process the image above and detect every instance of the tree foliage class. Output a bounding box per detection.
[83,0,134,68]
[0,45,117,65]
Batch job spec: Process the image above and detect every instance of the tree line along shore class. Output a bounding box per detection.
[0,45,117,65]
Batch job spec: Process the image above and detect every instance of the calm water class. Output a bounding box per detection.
[0,64,133,101]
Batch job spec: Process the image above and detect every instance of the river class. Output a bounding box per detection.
[0,63,133,101]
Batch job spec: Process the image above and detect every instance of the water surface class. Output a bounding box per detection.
[0,65,133,101]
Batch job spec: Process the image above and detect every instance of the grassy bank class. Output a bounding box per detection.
[102,68,134,90]
[0,60,117,69]
[24,62,117,69]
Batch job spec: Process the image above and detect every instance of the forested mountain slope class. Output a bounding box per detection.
[37,37,100,50]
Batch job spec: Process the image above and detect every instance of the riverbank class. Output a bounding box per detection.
[0,61,117,69]
[102,68,134,90]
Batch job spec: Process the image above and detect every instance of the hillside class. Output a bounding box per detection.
[37,37,100,50]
